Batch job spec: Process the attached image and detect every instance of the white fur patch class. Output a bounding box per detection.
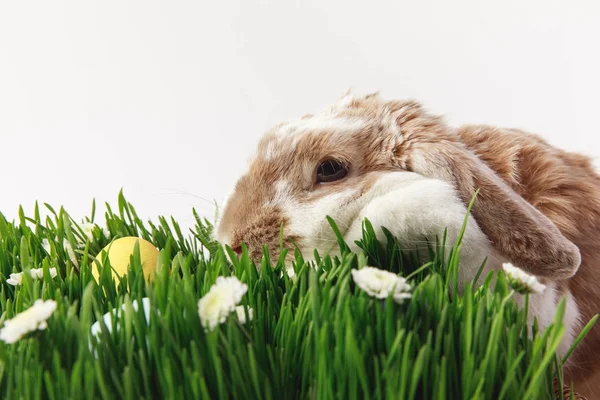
[342,172,493,284]
[329,93,401,137]
[279,171,493,285]
[559,290,581,357]
[264,180,294,209]
[259,115,368,161]
[514,283,580,358]
[281,187,361,253]
[264,140,278,160]
[260,94,405,161]
[275,115,367,138]
[522,283,558,333]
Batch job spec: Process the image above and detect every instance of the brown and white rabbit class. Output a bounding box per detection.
[214,93,600,397]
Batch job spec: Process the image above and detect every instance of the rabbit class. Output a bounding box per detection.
[214,92,600,397]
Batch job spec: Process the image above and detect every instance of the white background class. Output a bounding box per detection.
[1,0,599,231]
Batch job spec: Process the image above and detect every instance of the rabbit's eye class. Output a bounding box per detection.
[316,159,348,184]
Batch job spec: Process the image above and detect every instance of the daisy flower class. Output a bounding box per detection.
[502,263,546,294]
[63,239,79,267]
[80,222,96,241]
[42,238,52,254]
[351,266,412,304]
[234,305,254,324]
[0,300,57,344]
[198,276,248,331]
[6,267,58,286]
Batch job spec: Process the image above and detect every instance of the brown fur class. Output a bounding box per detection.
[457,124,600,397]
[555,377,588,399]
[217,94,600,396]
[217,111,403,259]
[384,99,600,396]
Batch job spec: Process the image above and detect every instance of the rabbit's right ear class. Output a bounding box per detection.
[403,140,581,280]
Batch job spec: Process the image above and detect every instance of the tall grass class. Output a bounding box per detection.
[0,192,589,399]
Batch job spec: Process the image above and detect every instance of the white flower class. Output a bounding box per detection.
[198,276,248,331]
[280,266,298,281]
[502,263,546,294]
[80,222,95,241]
[0,299,57,343]
[102,227,110,239]
[351,267,412,304]
[63,239,79,267]
[42,239,52,254]
[90,298,151,337]
[235,305,254,324]
[286,267,297,280]
[6,273,23,286]
[6,267,58,286]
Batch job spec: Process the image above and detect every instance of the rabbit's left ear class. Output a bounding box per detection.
[403,139,580,280]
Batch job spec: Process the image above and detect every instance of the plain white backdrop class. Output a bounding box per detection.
[1,0,599,231]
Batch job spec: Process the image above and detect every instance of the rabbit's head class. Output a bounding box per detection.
[215,93,580,280]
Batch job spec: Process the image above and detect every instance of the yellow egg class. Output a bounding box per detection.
[92,237,159,284]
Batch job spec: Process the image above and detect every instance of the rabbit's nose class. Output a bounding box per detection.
[232,245,243,255]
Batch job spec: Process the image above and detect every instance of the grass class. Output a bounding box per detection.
[0,191,592,399]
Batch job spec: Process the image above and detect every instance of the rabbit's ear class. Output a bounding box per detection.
[405,141,580,280]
